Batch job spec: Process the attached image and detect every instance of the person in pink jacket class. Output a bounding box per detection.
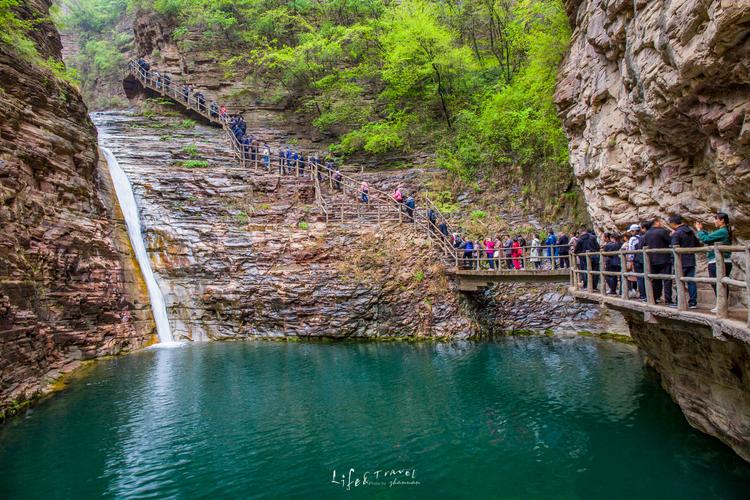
[512,238,522,270]
[484,238,496,269]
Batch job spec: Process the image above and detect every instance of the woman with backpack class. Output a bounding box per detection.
[360,182,369,204]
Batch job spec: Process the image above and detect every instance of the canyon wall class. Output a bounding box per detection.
[0,0,153,415]
[557,0,750,460]
[556,0,750,235]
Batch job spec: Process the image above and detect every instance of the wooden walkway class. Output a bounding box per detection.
[124,62,750,334]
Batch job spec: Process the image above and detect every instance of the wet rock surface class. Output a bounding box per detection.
[0,1,153,413]
[95,110,614,341]
[94,111,477,340]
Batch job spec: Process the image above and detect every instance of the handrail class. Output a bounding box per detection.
[570,244,750,326]
[125,61,596,275]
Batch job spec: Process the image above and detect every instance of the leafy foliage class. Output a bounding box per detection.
[0,0,80,84]
[67,0,573,205]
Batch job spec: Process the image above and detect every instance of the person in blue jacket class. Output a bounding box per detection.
[545,230,558,269]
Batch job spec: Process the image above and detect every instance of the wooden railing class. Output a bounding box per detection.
[572,245,750,326]
[125,62,590,274]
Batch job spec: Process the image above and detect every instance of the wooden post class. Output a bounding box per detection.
[745,246,750,328]
[570,253,578,288]
[673,247,686,311]
[586,254,593,293]
[620,253,628,300]
[643,247,655,305]
[715,244,728,319]
[340,204,344,223]
[377,204,381,226]
[599,251,606,296]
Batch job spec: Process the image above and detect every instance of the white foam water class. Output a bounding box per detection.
[102,147,175,344]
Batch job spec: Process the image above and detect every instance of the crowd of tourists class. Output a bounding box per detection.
[448,231,571,271]
[585,212,734,311]
[136,59,345,181]
[444,212,734,310]
[135,60,737,313]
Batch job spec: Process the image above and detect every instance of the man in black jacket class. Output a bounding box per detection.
[642,219,674,305]
[669,214,701,308]
[574,228,600,289]
[558,232,570,268]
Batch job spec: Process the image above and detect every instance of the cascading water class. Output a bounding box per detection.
[101,147,176,344]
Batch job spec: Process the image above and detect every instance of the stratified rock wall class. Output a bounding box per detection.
[0,0,153,413]
[557,0,750,461]
[556,0,750,235]
[626,314,750,462]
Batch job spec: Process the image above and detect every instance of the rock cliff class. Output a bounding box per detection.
[557,0,750,461]
[0,0,153,416]
[556,0,750,235]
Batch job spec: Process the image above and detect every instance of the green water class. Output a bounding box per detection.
[1,338,748,499]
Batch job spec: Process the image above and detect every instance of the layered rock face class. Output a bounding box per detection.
[557,0,750,461]
[626,314,750,462]
[556,0,750,235]
[94,111,476,339]
[0,0,153,414]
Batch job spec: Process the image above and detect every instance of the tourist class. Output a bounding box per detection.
[575,227,600,289]
[625,224,641,298]
[558,232,570,269]
[503,236,513,269]
[545,230,558,269]
[262,144,270,170]
[669,214,701,309]
[181,84,190,102]
[360,181,369,204]
[163,73,171,91]
[696,212,733,307]
[462,239,474,270]
[603,233,622,295]
[428,208,438,232]
[136,58,150,73]
[511,237,522,270]
[210,102,219,119]
[393,187,403,204]
[153,70,161,89]
[219,105,227,120]
[241,135,251,162]
[531,234,542,269]
[517,234,527,269]
[438,220,449,240]
[405,195,415,222]
[633,222,648,300]
[484,237,496,270]
[643,218,674,305]
[333,170,343,190]
[195,92,206,112]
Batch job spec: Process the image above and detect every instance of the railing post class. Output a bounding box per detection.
[745,246,750,328]
[643,247,655,305]
[715,244,728,319]
[586,254,593,293]
[570,253,578,288]
[599,250,606,296]
[377,204,381,226]
[620,252,628,300]
[673,247,686,311]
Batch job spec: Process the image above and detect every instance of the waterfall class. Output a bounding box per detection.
[101,147,176,344]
